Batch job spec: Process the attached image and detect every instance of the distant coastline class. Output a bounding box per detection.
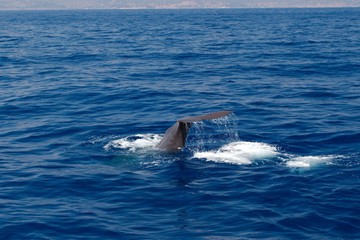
[0,6,359,11]
[1,0,360,10]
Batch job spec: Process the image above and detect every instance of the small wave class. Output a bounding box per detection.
[104,134,162,152]
[285,155,338,168]
[193,141,279,165]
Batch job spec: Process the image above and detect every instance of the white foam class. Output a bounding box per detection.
[103,132,344,170]
[286,155,335,168]
[193,141,279,165]
[104,134,162,152]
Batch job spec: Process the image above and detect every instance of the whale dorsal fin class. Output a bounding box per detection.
[157,111,232,151]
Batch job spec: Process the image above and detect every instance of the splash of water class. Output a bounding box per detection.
[104,134,162,152]
[103,114,345,169]
[210,113,240,142]
[285,155,339,168]
[190,114,281,165]
[193,141,279,165]
[190,113,239,152]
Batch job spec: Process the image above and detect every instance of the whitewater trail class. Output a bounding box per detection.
[104,133,342,169]
[104,113,345,168]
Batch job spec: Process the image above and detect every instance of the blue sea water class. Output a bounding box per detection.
[1,8,360,239]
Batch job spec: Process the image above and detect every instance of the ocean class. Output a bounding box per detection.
[1,8,359,239]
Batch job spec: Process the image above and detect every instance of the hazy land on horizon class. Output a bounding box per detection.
[0,0,359,10]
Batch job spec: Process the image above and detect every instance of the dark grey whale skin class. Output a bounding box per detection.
[157,111,232,151]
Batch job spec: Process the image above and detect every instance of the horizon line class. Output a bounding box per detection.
[0,6,359,11]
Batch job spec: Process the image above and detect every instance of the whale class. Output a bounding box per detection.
[157,111,233,151]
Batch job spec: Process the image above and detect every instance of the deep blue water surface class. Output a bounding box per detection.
[1,8,360,239]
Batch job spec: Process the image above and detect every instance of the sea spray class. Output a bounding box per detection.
[189,113,240,152]
[211,113,240,142]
